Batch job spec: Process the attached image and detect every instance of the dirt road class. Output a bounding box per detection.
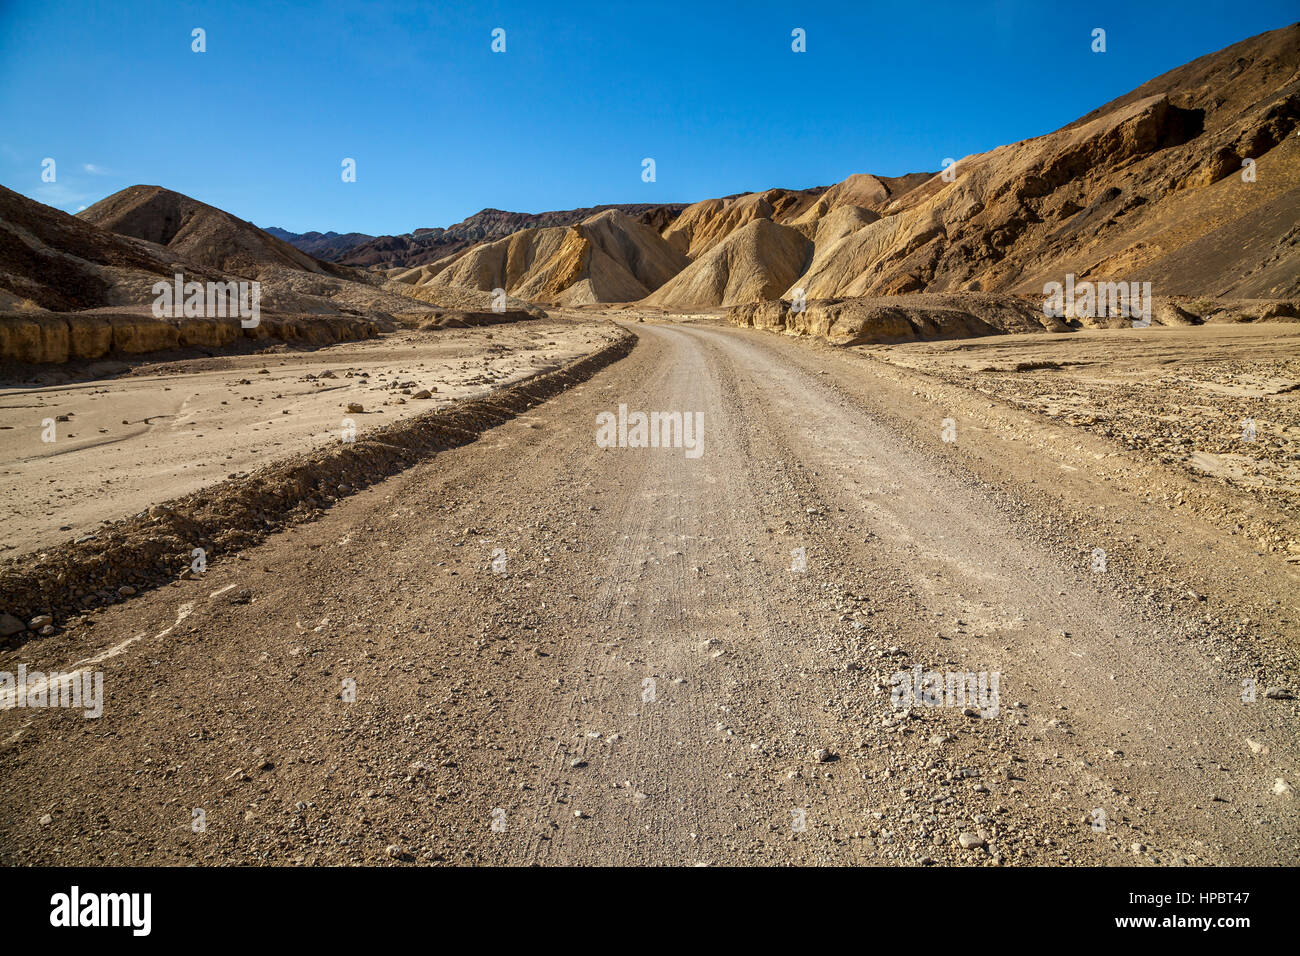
[2,321,1297,866]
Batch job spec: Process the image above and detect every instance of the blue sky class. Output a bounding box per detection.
[1,1,1295,235]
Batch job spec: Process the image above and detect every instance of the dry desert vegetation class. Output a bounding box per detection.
[1,23,1298,869]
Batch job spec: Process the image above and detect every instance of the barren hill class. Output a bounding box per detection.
[661,187,824,259]
[791,173,934,225]
[80,186,362,282]
[782,23,1300,302]
[0,185,456,342]
[657,175,933,263]
[0,184,212,312]
[644,218,813,308]
[397,209,688,306]
[0,185,396,363]
[290,202,690,270]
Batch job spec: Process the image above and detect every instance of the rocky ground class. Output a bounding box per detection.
[1,317,1295,866]
[0,320,622,556]
[863,323,1300,545]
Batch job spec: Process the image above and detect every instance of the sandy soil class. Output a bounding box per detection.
[2,319,1295,865]
[862,324,1300,536]
[0,320,623,556]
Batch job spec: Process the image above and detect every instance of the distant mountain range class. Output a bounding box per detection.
[261,227,378,261]
[265,203,689,270]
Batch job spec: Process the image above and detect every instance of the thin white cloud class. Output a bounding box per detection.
[82,163,110,175]
[32,182,96,210]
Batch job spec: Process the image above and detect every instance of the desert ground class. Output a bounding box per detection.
[862,323,1300,522]
[1,314,1296,866]
[1,320,623,555]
